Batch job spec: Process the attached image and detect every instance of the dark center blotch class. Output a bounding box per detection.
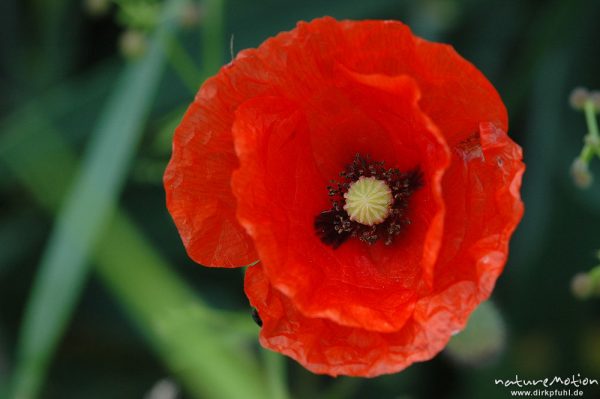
[314,153,423,248]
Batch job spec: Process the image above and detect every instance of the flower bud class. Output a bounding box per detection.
[590,91,600,112]
[179,1,203,28]
[571,272,593,299]
[584,134,600,148]
[569,87,590,110]
[570,87,590,110]
[144,379,179,399]
[119,30,148,60]
[84,0,110,17]
[571,158,593,189]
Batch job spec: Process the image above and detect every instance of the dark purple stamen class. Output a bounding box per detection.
[314,153,423,248]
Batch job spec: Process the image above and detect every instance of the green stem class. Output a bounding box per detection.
[584,100,599,139]
[165,32,203,93]
[580,100,600,162]
[202,0,225,75]
[580,145,594,163]
[262,349,291,399]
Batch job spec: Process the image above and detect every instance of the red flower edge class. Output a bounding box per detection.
[164,17,524,377]
[244,121,523,376]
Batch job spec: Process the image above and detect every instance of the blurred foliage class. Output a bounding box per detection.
[1,0,600,398]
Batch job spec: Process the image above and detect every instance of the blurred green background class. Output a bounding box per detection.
[1,0,600,398]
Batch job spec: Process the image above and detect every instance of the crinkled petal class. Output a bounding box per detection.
[164,74,263,267]
[166,17,524,378]
[243,123,523,378]
[433,122,525,297]
[231,75,449,333]
[246,264,477,377]
[268,17,508,143]
[164,17,505,267]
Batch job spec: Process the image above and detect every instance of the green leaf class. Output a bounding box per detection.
[7,1,184,397]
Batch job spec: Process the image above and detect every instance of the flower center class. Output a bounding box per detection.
[314,154,423,249]
[343,177,392,225]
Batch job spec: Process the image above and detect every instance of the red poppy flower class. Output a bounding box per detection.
[164,17,524,377]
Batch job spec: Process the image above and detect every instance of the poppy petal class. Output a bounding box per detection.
[243,123,523,377]
[164,70,268,266]
[289,17,508,144]
[245,263,477,377]
[433,122,525,296]
[165,17,505,268]
[231,75,450,333]
[166,17,524,377]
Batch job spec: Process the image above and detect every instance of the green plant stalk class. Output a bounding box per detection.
[9,1,182,397]
[0,116,267,399]
[584,100,600,140]
[262,349,291,399]
[165,33,203,92]
[580,100,600,162]
[95,214,268,399]
[202,0,225,74]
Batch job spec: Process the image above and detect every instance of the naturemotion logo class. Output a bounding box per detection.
[494,374,598,397]
[495,374,598,389]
